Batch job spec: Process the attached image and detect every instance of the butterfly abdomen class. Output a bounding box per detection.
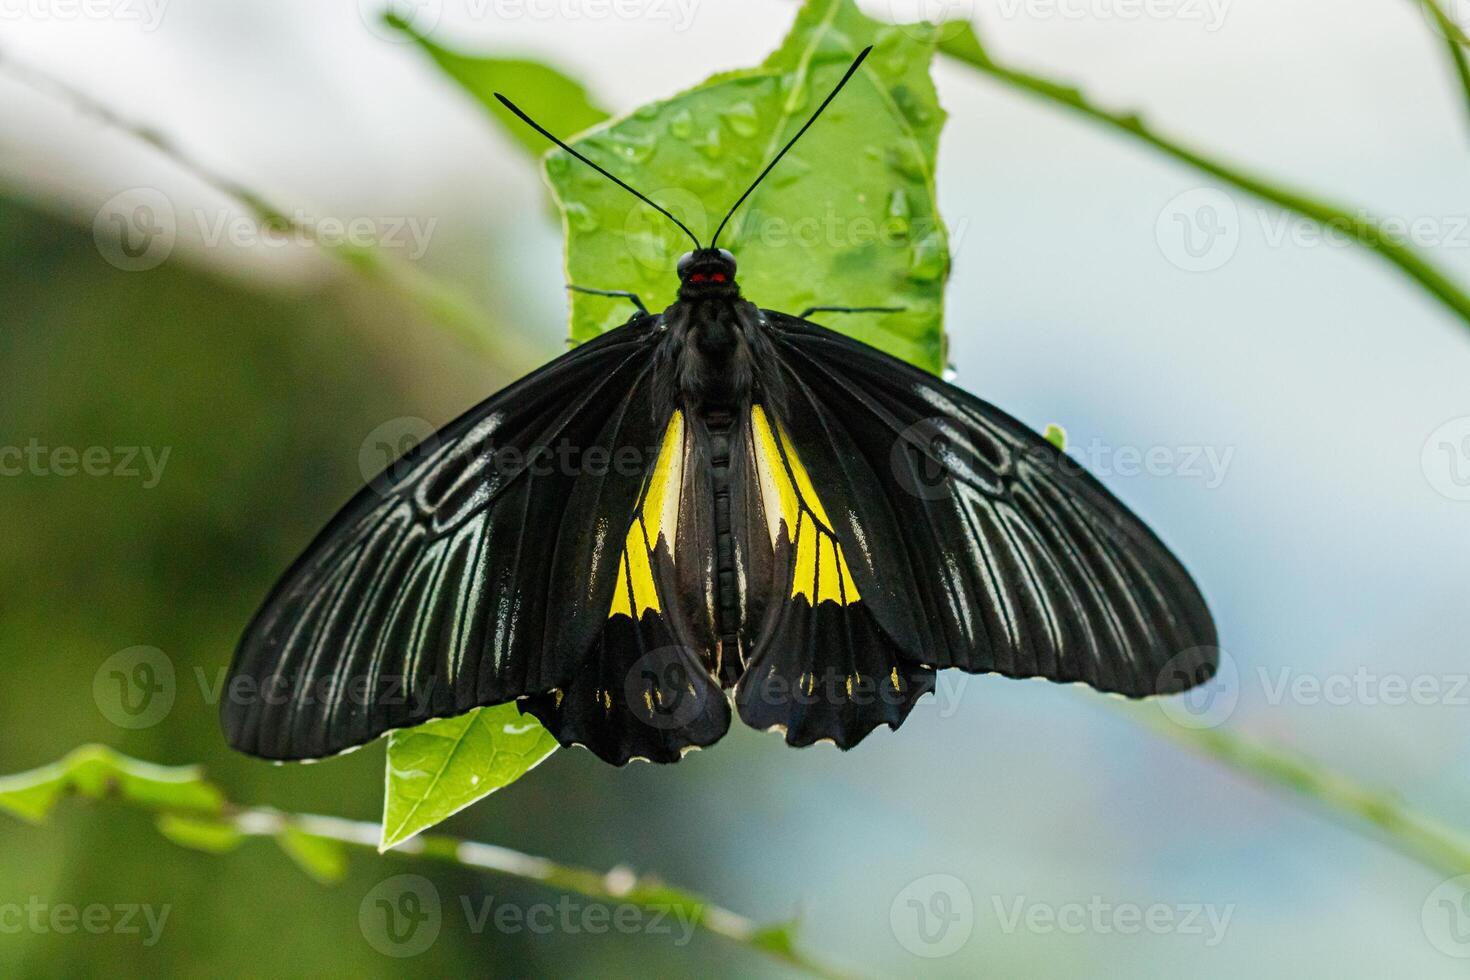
[703,407,745,685]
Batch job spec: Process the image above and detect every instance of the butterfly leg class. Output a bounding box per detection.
[797,305,903,319]
[568,284,648,314]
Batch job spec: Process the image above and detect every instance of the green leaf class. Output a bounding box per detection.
[386,12,610,156]
[544,0,949,372]
[750,921,802,958]
[0,745,223,825]
[1044,423,1067,451]
[936,18,991,65]
[381,705,558,851]
[156,813,245,854]
[277,827,350,884]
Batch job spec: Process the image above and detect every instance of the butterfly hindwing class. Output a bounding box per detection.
[734,405,937,748]
[755,311,1218,702]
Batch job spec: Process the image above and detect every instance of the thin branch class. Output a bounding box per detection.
[1134,711,1470,877]
[232,806,853,979]
[937,25,1470,332]
[0,48,540,374]
[1447,41,1470,135]
[1420,0,1470,138]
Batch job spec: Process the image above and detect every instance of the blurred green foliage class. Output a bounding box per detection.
[0,195,477,976]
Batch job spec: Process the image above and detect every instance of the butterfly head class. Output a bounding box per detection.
[676,248,738,299]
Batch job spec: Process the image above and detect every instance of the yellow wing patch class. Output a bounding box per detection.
[750,406,861,606]
[609,411,685,619]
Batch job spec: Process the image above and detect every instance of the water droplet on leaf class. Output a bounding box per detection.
[720,102,760,138]
[886,189,912,238]
[908,232,947,282]
[808,30,856,66]
[565,202,599,232]
[692,127,723,160]
[771,155,811,187]
[686,166,723,190]
[886,146,925,182]
[609,131,656,165]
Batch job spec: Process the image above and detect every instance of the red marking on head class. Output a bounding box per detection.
[690,273,706,282]
[711,273,727,282]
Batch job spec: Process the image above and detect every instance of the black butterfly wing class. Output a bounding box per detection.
[223,316,676,761]
[736,311,1217,743]
[518,410,733,765]
[734,404,937,748]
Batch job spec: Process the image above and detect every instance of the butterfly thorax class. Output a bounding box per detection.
[663,297,757,415]
[658,249,759,415]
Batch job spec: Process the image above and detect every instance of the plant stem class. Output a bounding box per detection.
[0,48,540,374]
[1420,0,1470,138]
[937,25,1470,332]
[233,805,855,978]
[1447,41,1470,135]
[1135,711,1470,878]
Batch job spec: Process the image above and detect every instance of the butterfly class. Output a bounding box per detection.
[222,47,1217,767]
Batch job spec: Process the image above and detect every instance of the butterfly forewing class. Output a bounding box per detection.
[222,318,666,761]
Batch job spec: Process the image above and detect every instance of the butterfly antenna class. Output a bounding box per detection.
[710,45,873,250]
[494,92,703,250]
